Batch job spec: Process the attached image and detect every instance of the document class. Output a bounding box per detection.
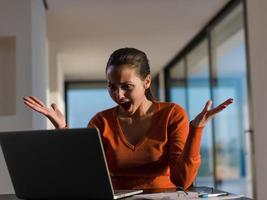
[129,191,244,200]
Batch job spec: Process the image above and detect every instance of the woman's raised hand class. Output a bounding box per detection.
[23,96,67,129]
[191,98,234,128]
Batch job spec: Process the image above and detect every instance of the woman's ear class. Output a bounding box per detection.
[144,74,152,89]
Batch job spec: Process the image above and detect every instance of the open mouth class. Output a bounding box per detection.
[120,101,131,111]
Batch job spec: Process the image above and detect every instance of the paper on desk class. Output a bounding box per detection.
[129,191,197,200]
[208,194,244,200]
[129,192,244,200]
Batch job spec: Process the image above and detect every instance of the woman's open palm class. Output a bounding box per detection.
[191,98,234,127]
[23,96,66,129]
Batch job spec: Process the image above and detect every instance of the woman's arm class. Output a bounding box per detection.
[169,98,233,189]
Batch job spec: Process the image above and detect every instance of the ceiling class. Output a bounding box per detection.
[46,0,230,81]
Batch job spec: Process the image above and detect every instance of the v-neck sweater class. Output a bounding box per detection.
[88,101,203,190]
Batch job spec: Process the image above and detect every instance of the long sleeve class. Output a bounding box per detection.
[85,102,204,190]
[168,106,204,189]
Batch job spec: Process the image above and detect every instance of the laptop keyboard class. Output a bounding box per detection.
[114,190,135,195]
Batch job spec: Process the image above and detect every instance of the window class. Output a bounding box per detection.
[66,75,160,128]
[186,39,214,187]
[169,60,187,109]
[165,1,253,197]
[65,82,116,128]
[210,3,251,195]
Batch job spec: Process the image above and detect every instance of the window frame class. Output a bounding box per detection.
[164,0,253,194]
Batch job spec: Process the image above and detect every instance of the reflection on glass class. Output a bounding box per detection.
[211,3,252,197]
[166,2,251,197]
[186,39,214,187]
[169,60,187,109]
[151,75,159,100]
[66,83,116,128]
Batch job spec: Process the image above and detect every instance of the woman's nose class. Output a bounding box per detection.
[116,88,125,99]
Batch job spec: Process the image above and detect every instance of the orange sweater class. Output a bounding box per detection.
[88,101,203,190]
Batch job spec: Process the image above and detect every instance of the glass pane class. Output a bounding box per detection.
[211,3,252,197]
[66,83,116,128]
[186,39,214,187]
[169,60,187,109]
[151,75,159,100]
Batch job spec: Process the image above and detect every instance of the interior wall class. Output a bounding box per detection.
[0,0,48,194]
[245,0,267,199]
[0,37,16,116]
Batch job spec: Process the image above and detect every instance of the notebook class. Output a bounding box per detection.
[0,128,143,199]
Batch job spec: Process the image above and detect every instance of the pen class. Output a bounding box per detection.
[199,192,228,198]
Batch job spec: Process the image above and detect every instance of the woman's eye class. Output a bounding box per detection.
[108,85,116,90]
[122,84,133,90]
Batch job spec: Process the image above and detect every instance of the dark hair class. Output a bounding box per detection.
[106,47,154,101]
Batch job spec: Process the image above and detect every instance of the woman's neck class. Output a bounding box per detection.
[118,98,154,120]
[135,99,153,118]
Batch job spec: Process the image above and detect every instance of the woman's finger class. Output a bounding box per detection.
[23,96,47,110]
[23,97,40,108]
[23,96,44,108]
[24,100,44,112]
[208,98,233,116]
[23,100,48,115]
[28,96,46,107]
[23,96,40,106]
[51,103,58,111]
[202,100,213,113]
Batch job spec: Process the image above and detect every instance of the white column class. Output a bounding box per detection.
[48,44,65,130]
[31,0,49,129]
[0,0,48,193]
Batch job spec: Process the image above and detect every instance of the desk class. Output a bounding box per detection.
[0,194,252,200]
[0,187,252,200]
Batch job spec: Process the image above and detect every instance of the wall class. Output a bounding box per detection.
[0,0,48,194]
[0,36,16,116]
[245,0,267,199]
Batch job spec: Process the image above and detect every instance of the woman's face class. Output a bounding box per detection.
[106,64,151,115]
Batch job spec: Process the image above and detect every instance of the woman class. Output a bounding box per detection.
[23,47,233,190]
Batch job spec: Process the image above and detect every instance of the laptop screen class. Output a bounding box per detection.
[0,128,115,199]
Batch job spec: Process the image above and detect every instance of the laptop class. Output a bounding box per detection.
[0,128,143,199]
